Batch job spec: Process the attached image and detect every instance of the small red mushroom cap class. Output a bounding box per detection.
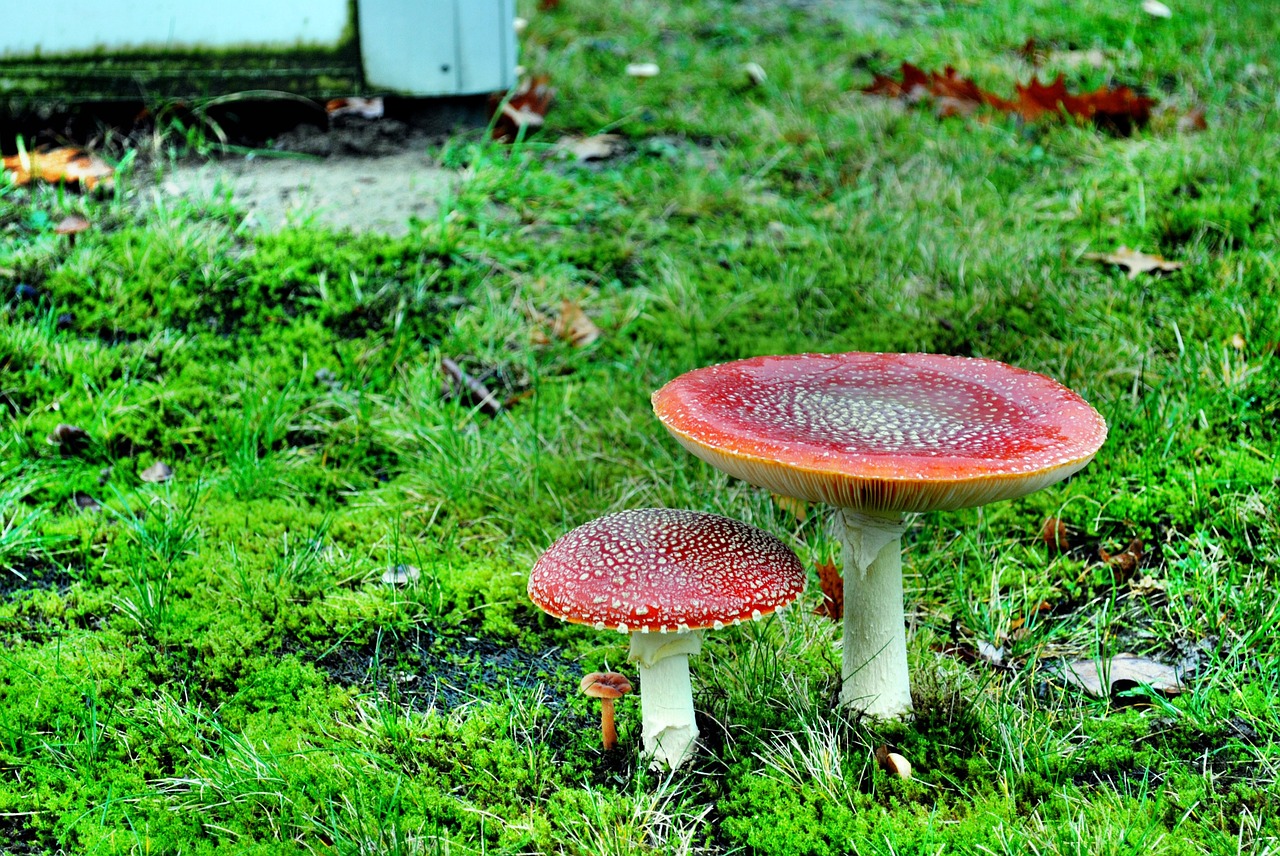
[652,352,1107,513]
[528,508,805,634]
[580,671,633,699]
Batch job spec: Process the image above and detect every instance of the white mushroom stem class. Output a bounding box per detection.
[627,630,703,770]
[836,509,912,717]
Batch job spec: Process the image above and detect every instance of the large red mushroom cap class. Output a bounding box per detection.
[653,352,1107,513]
[528,508,805,634]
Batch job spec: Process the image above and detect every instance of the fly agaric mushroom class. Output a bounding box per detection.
[528,508,805,769]
[653,352,1107,717]
[580,671,633,750]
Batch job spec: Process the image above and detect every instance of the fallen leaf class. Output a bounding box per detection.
[73,493,101,512]
[976,640,1005,668]
[1013,75,1155,133]
[3,147,114,190]
[862,63,1154,134]
[1100,537,1144,582]
[1084,246,1183,278]
[861,62,1012,117]
[532,300,601,347]
[1177,107,1208,133]
[1060,653,1184,698]
[1230,333,1246,351]
[325,97,385,120]
[626,63,661,79]
[814,558,842,621]
[1142,0,1173,18]
[381,564,420,586]
[491,75,555,142]
[557,134,625,162]
[140,461,174,483]
[1040,516,1071,552]
[48,423,89,450]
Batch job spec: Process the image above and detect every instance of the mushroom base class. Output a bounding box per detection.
[837,511,913,717]
[629,631,703,770]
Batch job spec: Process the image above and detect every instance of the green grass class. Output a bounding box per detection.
[2,0,1279,853]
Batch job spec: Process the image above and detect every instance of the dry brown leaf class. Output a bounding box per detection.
[3,148,114,190]
[1040,516,1071,552]
[325,97,385,120]
[140,461,174,483]
[814,558,843,621]
[491,75,555,142]
[1100,537,1144,582]
[1013,76,1154,133]
[862,63,1154,134]
[1060,653,1184,698]
[1177,107,1208,133]
[553,300,600,346]
[1084,246,1184,279]
[558,134,625,162]
[533,300,601,347]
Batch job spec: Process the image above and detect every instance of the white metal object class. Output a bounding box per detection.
[0,0,516,99]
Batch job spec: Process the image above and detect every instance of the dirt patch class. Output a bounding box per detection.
[161,145,453,237]
[316,629,584,712]
[0,560,71,603]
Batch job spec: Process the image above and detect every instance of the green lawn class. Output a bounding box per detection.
[2,0,1279,853]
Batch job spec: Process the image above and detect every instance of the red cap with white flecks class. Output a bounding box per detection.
[528,508,805,634]
[652,352,1108,513]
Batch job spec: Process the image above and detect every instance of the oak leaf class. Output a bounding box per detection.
[1083,246,1183,278]
[531,300,601,348]
[814,558,842,621]
[491,75,554,142]
[3,147,114,190]
[1060,653,1184,698]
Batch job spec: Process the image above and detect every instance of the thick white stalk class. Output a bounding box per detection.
[836,510,912,717]
[628,631,703,770]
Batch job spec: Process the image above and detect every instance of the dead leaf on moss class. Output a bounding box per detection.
[1040,516,1072,552]
[862,63,1154,133]
[1060,653,1184,698]
[1100,537,1144,582]
[1084,246,1184,278]
[325,97,385,120]
[3,147,114,190]
[558,134,625,162]
[491,75,555,142]
[814,558,842,621]
[140,461,174,483]
[532,300,601,347]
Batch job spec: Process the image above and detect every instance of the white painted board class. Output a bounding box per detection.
[0,0,350,55]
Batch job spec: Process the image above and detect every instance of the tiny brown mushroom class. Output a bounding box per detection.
[54,214,91,247]
[579,671,632,750]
